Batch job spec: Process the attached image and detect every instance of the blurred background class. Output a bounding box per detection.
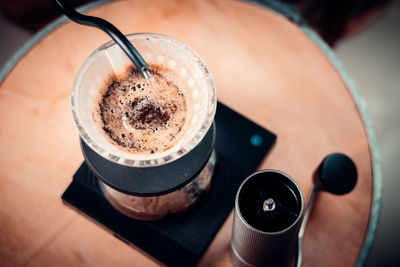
[0,0,399,266]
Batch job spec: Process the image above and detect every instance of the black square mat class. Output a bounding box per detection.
[62,102,276,266]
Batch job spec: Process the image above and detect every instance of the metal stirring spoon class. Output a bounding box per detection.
[53,0,152,80]
[296,153,358,267]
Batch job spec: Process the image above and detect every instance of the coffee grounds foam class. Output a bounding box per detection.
[97,64,193,154]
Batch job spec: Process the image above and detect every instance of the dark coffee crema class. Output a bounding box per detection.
[97,64,193,154]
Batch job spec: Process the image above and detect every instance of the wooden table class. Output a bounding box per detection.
[0,0,380,266]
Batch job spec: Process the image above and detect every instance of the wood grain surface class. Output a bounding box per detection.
[0,0,373,266]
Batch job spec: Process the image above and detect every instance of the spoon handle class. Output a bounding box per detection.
[53,0,152,80]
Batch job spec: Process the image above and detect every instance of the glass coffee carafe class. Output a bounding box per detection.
[71,33,217,220]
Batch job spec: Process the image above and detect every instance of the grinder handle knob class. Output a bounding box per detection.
[313,153,358,195]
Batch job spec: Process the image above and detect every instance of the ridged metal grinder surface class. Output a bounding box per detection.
[231,199,302,267]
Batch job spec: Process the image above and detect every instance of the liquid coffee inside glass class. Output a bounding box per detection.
[96,64,193,154]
